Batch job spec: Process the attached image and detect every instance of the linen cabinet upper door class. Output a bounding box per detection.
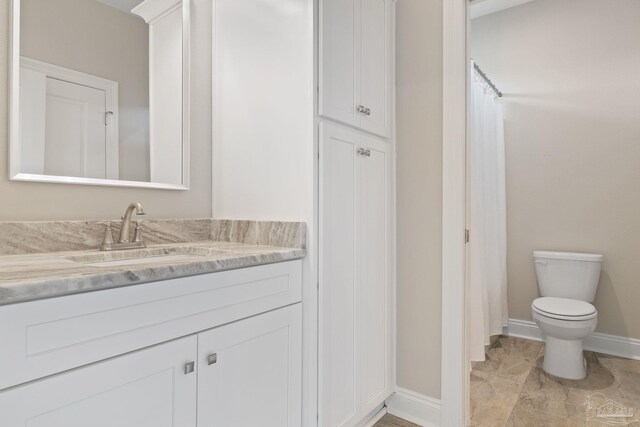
[0,336,198,427]
[196,305,302,427]
[359,0,392,138]
[319,0,361,128]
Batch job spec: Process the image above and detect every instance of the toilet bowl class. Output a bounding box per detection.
[532,297,597,379]
[532,251,603,380]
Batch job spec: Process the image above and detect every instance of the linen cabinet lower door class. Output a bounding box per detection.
[197,304,302,427]
[319,122,359,427]
[357,134,393,415]
[0,336,198,427]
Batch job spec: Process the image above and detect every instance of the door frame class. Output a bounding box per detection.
[441,0,469,426]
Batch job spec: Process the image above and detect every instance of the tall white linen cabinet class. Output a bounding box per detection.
[318,0,396,426]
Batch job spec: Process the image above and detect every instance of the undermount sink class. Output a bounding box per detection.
[67,246,225,268]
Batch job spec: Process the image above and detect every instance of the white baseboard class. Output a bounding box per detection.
[504,318,640,361]
[503,318,544,342]
[385,387,441,427]
[361,405,387,427]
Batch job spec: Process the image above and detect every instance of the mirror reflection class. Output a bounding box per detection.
[17,0,185,187]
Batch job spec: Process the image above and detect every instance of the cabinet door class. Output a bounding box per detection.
[319,0,361,128]
[320,123,393,426]
[360,0,392,137]
[357,133,393,414]
[197,304,302,427]
[319,122,359,427]
[0,336,197,427]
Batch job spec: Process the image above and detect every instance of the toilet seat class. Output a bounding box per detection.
[532,297,597,321]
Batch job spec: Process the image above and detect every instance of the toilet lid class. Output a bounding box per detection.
[532,297,596,320]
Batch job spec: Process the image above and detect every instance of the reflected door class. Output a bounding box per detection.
[44,78,107,179]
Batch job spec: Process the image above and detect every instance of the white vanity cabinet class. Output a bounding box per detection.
[319,122,393,427]
[0,260,303,427]
[319,0,393,137]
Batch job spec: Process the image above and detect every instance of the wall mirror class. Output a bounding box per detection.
[9,0,190,190]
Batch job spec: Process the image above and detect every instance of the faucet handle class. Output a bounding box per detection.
[98,221,115,247]
[133,221,144,243]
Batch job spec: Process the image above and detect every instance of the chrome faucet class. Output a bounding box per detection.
[119,202,145,243]
[100,202,147,251]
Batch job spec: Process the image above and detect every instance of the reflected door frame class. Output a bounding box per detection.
[19,57,119,180]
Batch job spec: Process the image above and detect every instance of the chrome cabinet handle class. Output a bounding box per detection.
[357,147,371,157]
[356,105,371,116]
[207,353,218,366]
[184,361,195,375]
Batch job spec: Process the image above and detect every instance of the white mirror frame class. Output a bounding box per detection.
[8,0,191,191]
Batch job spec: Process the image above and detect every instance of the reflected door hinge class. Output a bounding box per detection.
[105,111,114,125]
[465,229,470,244]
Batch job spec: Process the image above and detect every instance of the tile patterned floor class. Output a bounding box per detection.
[471,335,640,427]
[374,414,420,427]
[374,335,640,427]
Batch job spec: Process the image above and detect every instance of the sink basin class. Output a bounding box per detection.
[67,246,225,267]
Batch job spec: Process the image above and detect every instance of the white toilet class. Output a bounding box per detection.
[532,251,603,380]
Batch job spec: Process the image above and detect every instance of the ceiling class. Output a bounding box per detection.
[470,0,536,19]
[93,0,144,15]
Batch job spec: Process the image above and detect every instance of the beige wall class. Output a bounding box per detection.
[471,0,640,339]
[396,0,443,399]
[0,0,212,221]
[21,0,150,182]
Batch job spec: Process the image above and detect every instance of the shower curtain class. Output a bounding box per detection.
[469,62,508,362]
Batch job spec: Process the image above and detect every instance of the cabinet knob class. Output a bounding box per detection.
[184,361,195,375]
[356,105,371,116]
[207,353,218,365]
[357,147,371,157]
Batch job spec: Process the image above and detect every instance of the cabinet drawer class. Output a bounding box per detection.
[0,260,302,390]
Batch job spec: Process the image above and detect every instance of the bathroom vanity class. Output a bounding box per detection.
[0,220,306,426]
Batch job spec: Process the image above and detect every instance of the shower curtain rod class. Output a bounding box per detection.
[473,62,503,98]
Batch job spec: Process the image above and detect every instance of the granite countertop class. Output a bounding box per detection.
[0,241,306,306]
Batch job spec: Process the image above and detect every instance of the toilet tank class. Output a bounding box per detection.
[534,251,603,302]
